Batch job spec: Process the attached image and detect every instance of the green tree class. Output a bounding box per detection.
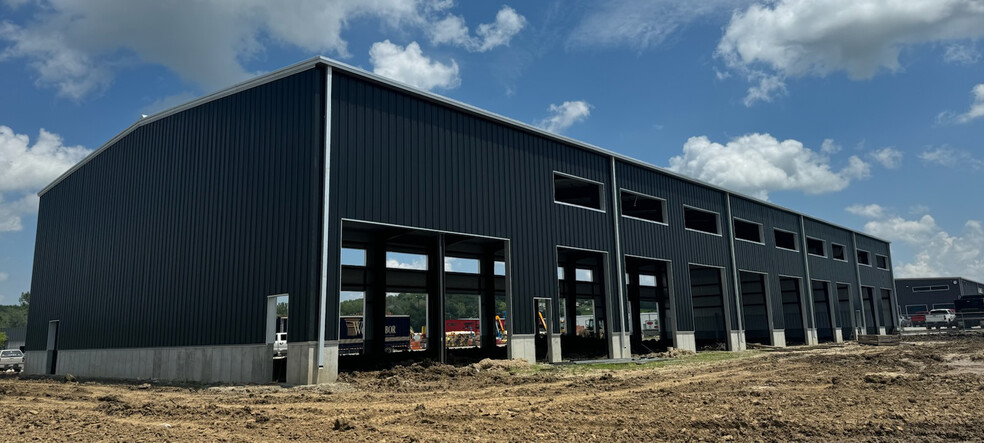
[276,301,288,317]
[0,331,6,349]
[19,291,30,307]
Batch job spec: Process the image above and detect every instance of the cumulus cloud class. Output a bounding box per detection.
[431,5,526,52]
[0,0,447,99]
[369,40,460,91]
[0,272,8,282]
[860,210,984,281]
[0,125,90,231]
[869,147,903,169]
[717,0,984,104]
[820,139,841,155]
[919,146,984,170]
[937,84,984,125]
[667,133,870,200]
[846,203,886,219]
[568,0,744,51]
[536,101,591,134]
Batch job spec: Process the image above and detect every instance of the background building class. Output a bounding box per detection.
[25,57,898,385]
[896,277,984,318]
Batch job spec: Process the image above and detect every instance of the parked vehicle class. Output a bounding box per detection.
[339,315,411,355]
[925,308,956,329]
[273,332,287,357]
[955,295,984,329]
[0,349,24,372]
[910,311,927,327]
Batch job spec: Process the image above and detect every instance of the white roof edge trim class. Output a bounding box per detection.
[38,55,891,244]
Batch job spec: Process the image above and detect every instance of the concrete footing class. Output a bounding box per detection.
[728,331,746,351]
[878,327,887,335]
[508,334,535,363]
[805,328,819,346]
[548,335,562,363]
[286,341,339,385]
[673,331,696,352]
[24,344,273,384]
[607,333,631,359]
[771,330,787,347]
[833,329,844,343]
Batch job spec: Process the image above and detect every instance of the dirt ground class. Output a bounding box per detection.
[2,334,984,442]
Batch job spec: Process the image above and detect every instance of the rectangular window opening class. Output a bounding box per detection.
[684,207,720,235]
[554,173,603,211]
[575,268,594,282]
[444,256,480,274]
[620,190,665,223]
[876,255,889,270]
[831,244,846,261]
[807,238,825,257]
[733,219,762,243]
[857,250,871,266]
[912,285,949,292]
[341,248,366,266]
[774,229,797,251]
[386,251,428,270]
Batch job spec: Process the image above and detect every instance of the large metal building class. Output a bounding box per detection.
[896,277,984,318]
[25,57,899,385]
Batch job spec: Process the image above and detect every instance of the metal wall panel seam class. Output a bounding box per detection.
[317,67,332,366]
[724,193,745,335]
[798,215,817,330]
[851,232,866,332]
[609,157,627,347]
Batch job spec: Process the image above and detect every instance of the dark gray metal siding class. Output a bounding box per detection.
[856,234,896,328]
[729,196,806,330]
[329,72,614,336]
[804,219,859,328]
[896,277,973,310]
[616,162,733,332]
[27,68,325,351]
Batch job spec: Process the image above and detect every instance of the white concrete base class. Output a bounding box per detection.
[771,330,787,348]
[25,344,273,384]
[508,334,536,364]
[607,334,631,359]
[728,331,746,351]
[878,327,887,335]
[548,335,562,363]
[286,341,340,386]
[673,331,696,352]
[833,329,844,343]
[805,328,819,346]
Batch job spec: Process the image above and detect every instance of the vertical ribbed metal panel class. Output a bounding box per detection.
[802,219,859,328]
[329,73,613,336]
[729,196,806,330]
[856,234,896,328]
[614,162,732,333]
[27,68,324,351]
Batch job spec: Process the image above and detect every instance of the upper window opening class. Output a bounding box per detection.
[554,173,603,211]
[831,244,846,261]
[575,269,594,282]
[341,248,366,266]
[733,219,762,243]
[807,238,825,257]
[913,285,948,292]
[774,229,797,251]
[876,254,889,270]
[386,251,428,270]
[857,250,871,266]
[494,261,506,276]
[639,274,657,287]
[684,207,720,234]
[444,256,479,274]
[620,190,665,223]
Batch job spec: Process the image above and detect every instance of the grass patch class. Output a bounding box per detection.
[558,350,761,374]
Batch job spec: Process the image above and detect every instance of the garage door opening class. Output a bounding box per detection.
[812,281,835,342]
[690,265,727,350]
[739,272,771,345]
[625,257,672,354]
[780,277,806,345]
[557,247,609,360]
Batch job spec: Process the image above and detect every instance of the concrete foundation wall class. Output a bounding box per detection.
[771,330,787,347]
[674,331,696,352]
[833,329,844,343]
[508,334,535,363]
[24,344,273,384]
[728,331,746,351]
[806,329,819,346]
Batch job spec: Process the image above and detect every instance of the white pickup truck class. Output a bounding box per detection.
[0,349,24,372]
[273,332,287,357]
[925,308,956,329]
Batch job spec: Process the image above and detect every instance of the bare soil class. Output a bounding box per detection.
[3,334,984,442]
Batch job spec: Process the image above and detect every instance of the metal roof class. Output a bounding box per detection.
[39,55,890,244]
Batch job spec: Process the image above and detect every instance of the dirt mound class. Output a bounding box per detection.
[469,358,532,372]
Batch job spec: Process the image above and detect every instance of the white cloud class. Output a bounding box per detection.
[536,101,591,134]
[430,5,526,52]
[869,147,903,169]
[820,139,841,155]
[919,146,984,170]
[943,43,981,64]
[861,212,984,282]
[369,40,460,91]
[0,125,89,232]
[568,0,744,51]
[846,203,886,219]
[717,0,984,104]
[938,83,984,125]
[909,204,931,215]
[667,133,870,200]
[386,258,427,270]
[0,272,8,282]
[0,0,448,99]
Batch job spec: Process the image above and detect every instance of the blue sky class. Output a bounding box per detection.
[1,0,983,304]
